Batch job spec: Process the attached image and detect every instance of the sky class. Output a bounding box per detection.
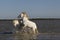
[0,0,60,19]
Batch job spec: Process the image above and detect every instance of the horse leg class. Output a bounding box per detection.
[22,24,27,29]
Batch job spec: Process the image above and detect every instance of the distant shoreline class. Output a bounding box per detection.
[0,18,60,20]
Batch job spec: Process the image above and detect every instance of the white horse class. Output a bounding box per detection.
[12,19,20,33]
[20,12,38,34]
[13,19,19,27]
[13,18,25,33]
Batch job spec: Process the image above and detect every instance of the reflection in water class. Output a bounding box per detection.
[13,27,39,40]
[0,27,60,40]
[3,26,38,40]
[0,33,60,40]
[0,33,38,40]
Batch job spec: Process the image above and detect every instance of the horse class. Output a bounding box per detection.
[12,19,24,33]
[13,19,19,27]
[20,12,38,34]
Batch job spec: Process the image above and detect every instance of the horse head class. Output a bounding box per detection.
[13,19,19,27]
[20,12,29,19]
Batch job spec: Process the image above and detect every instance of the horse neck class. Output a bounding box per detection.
[23,17,29,22]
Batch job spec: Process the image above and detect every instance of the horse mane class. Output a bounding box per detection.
[21,12,29,19]
[17,12,29,19]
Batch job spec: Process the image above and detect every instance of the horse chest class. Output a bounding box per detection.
[24,21,33,27]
